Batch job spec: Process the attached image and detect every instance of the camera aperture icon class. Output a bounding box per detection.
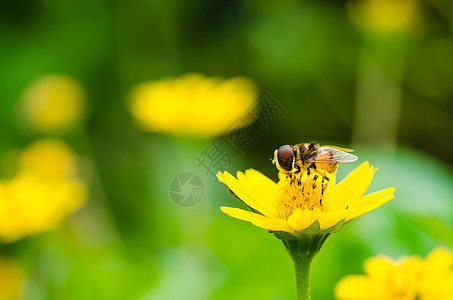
[169,173,204,207]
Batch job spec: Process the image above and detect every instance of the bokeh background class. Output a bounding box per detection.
[1,0,453,299]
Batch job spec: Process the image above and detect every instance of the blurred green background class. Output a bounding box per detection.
[1,0,453,299]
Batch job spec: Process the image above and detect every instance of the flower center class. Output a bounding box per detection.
[273,170,335,219]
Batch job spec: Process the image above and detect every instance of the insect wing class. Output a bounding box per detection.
[307,147,358,163]
[321,145,354,152]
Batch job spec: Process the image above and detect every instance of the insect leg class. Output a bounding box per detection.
[312,167,330,183]
[311,168,330,195]
[301,168,310,195]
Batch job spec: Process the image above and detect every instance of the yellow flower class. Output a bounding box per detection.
[0,173,86,242]
[0,139,87,242]
[21,74,85,132]
[0,257,23,300]
[348,0,418,33]
[335,247,453,300]
[128,73,258,138]
[18,139,78,178]
[217,161,394,236]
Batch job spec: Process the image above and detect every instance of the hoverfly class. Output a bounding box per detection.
[272,142,358,182]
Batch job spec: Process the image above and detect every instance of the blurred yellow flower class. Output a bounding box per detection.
[128,73,258,138]
[0,257,23,300]
[335,247,453,300]
[18,139,77,178]
[21,74,85,132]
[0,139,87,242]
[0,174,86,242]
[218,162,394,236]
[348,0,418,33]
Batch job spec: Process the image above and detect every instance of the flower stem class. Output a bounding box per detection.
[282,234,330,300]
[292,251,313,299]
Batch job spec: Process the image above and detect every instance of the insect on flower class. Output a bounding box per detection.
[272,142,358,182]
[218,144,394,237]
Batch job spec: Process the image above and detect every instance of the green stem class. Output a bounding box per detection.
[282,234,329,300]
[292,251,313,300]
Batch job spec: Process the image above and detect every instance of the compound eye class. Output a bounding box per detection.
[277,145,294,171]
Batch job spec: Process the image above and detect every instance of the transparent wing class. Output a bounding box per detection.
[321,145,354,152]
[306,147,358,163]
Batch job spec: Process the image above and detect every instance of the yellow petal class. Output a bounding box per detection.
[221,206,294,233]
[253,218,295,234]
[420,273,453,299]
[332,162,376,206]
[237,169,277,206]
[346,188,395,220]
[244,169,277,188]
[220,206,268,223]
[335,275,385,300]
[424,247,453,274]
[363,256,395,280]
[288,207,321,232]
[318,209,348,230]
[217,171,279,218]
[398,255,423,276]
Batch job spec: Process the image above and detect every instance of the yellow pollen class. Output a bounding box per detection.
[274,171,334,219]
